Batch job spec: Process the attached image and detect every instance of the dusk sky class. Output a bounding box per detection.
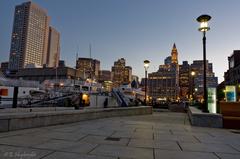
[1,0,240,82]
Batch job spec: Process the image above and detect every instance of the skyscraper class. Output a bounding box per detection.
[179,61,190,99]
[47,26,60,67]
[76,58,100,80]
[190,60,218,101]
[8,1,50,71]
[111,58,132,87]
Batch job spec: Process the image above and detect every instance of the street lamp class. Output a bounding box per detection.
[197,14,211,112]
[191,71,196,76]
[144,60,150,105]
[191,71,196,102]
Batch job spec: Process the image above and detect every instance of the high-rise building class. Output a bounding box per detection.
[98,70,112,82]
[98,70,113,92]
[224,50,240,85]
[0,62,9,75]
[190,60,218,101]
[179,61,190,99]
[8,1,50,71]
[112,58,125,87]
[124,66,132,83]
[94,60,100,79]
[47,26,60,67]
[148,44,179,101]
[76,58,100,80]
[111,58,132,87]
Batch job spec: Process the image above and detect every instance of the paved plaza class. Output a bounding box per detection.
[0,111,240,159]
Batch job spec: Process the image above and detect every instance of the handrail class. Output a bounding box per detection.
[112,88,128,107]
[112,88,123,106]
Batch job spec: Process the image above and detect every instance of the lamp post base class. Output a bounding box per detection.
[202,102,209,113]
[202,109,209,113]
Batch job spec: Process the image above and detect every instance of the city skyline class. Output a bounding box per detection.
[1,0,240,82]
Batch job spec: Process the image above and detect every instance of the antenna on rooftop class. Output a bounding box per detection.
[74,45,79,85]
[89,43,92,59]
[76,45,79,64]
[89,43,93,84]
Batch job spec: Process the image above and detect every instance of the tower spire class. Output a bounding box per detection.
[171,43,178,64]
[173,43,176,49]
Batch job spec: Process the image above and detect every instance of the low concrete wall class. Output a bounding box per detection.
[90,95,118,108]
[0,107,75,113]
[188,106,223,128]
[0,106,152,132]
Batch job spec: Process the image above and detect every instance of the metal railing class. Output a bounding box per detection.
[112,88,128,107]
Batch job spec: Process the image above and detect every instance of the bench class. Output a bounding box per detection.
[220,102,240,129]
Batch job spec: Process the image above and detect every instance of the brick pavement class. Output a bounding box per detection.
[0,112,240,159]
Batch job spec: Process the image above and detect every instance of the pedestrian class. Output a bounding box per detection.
[104,98,108,108]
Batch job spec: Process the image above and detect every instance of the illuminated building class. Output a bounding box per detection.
[76,58,100,80]
[98,70,112,82]
[224,50,240,100]
[111,58,132,87]
[224,50,240,85]
[148,44,179,101]
[8,1,50,71]
[179,61,190,99]
[190,60,218,101]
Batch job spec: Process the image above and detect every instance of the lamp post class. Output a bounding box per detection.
[197,14,211,112]
[191,71,196,102]
[144,60,150,105]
